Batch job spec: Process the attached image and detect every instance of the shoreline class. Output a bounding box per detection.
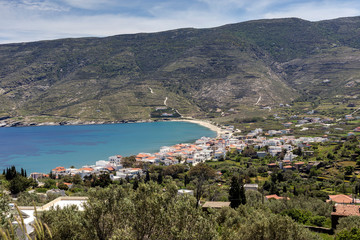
[0,118,223,137]
[1,117,223,173]
[169,118,223,137]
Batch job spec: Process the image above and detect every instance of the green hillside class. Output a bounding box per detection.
[0,16,359,123]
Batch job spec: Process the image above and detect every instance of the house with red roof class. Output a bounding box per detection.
[332,204,360,229]
[283,165,294,171]
[266,194,290,200]
[294,161,305,169]
[267,163,278,168]
[77,167,94,179]
[51,166,66,177]
[327,195,353,204]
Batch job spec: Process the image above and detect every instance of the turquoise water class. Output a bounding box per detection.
[0,121,216,174]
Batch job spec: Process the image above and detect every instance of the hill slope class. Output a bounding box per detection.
[0,16,359,123]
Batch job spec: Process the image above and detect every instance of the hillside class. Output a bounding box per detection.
[0,16,360,123]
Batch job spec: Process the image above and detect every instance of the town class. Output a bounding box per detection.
[42,125,332,182]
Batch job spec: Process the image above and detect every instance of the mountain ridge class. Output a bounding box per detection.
[0,16,359,123]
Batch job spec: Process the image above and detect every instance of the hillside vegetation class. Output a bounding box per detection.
[0,17,360,122]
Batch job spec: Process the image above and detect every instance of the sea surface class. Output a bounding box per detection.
[0,121,216,174]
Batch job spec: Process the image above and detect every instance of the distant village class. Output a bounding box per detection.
[9,115,360,237]
[30,122,344,182]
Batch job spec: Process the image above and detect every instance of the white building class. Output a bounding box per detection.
[16,197,88,236]
[109,155,123,166]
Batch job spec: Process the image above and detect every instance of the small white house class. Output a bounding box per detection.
[177,189,194,195]
[244,184,258,191]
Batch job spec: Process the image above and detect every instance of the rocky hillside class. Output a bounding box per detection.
[0,16,359,123]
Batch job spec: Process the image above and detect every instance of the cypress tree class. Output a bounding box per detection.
[293,186,298,196]
[5,167,9,180]
[239,179,247,205]
[145,171,150,183]
[5,166,18,180]
[133,178,139,190]
[184,174,190,187]
[229,176,241,208]
[157,172,163,184]
[10,166,16,179]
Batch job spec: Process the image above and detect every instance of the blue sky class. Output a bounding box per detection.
[1,0,360,43]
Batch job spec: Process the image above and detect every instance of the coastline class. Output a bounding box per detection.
[2,119,219,173]
[0,117,223,138]
[169,118,223,137]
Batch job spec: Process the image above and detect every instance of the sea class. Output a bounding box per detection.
[0,121,216,174]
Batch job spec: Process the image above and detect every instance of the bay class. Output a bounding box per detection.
[0,121,216,174]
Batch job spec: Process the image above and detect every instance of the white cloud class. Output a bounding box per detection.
[0,0,69,12]
[21,0,68,11]
[60,0,113,10]
[0,11,236,43]
[0,0,360,44]
[197,0,286,13]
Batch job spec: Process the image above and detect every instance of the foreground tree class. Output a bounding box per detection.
[42,182,217,240]
[9,175,34,195]
[189,163,216,208]
[41,205,83,240]
[0,189,11,229]
[216,206,316,240]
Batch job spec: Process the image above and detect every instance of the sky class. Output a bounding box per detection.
[1,0,360,44]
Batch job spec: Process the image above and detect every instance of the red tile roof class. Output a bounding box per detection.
[79,167,94,171]
[328,195,353,204]
[332,204,360,216]
[52,166,65,171]
[266,194,290,200]
[283,165,293,169]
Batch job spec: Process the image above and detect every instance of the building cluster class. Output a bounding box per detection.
[28,126,332,182]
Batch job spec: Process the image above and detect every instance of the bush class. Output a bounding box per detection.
[9,176,33,194]
[58,183,69,191]
[281,208,312,224]
[35,188,48,193]
[336,228,360,240]
[44,179,57,189]
[336,216,360,232]
[309,215,326,227]
[16,192,43,206]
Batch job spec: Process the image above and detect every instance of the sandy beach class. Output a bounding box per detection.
[170,118,223,137]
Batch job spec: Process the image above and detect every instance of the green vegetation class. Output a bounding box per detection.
[1,137,360,240]
[2,15,360,239]
[1,16,360,124]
